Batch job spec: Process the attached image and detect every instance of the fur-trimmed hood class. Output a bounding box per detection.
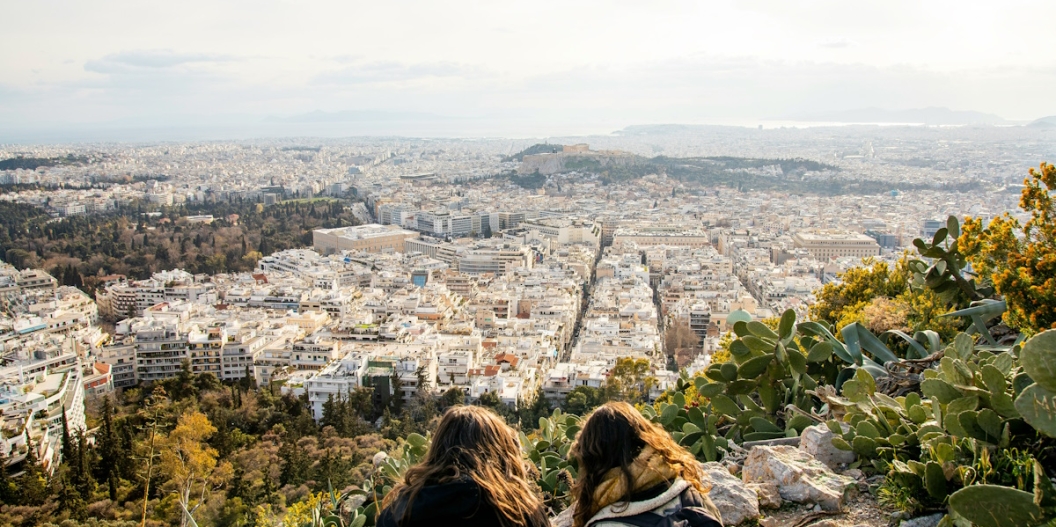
[588,445,678,518]
[586,478,691,527]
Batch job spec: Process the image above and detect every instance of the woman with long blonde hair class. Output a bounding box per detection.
[570,402,722,527]
[377,405,549,527]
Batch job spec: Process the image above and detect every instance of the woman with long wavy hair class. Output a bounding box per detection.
[569,401,722,527]
[377,405,549,527]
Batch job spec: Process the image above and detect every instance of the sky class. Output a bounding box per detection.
[2,0,1055,139]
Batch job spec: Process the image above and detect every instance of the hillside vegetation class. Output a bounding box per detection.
[0,155,91,171]
[501,143,564,162]
[0,197,359,295]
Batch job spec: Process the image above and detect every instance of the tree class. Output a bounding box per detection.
[0,447,14,505]
[961,162,1056,333]
[810,259,908,327]
[517,391,552,428]
[158,410,233,527]
[61,408,74,468]
[137,387,169,527]
[57,470,88,521]
[605,357,657,403]
[278,436,310,487]
[97,396,121,502]
[18,436,49,506]
[563,386,604,415]
[441,387,465,408]
[74,431,95,498]
[474,392,513,422]
[664,318,700,356]
[389,371,404,414]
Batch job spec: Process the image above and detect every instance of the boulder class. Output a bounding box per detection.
[742,445,856,511]
[747,481,782,509]
[800,424,856,469]
[702,462,760,526]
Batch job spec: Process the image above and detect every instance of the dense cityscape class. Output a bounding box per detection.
[0,119,1053,526]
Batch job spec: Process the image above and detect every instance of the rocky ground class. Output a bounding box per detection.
[757,491,898,527]
[703,424,943,527]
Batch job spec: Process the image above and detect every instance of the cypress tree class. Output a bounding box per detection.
[58,471,87,520]
[97,397,120,501]
[60,408,74,466]
[0,448,12,504]
[321,393,337,431]
[75,431,94,497]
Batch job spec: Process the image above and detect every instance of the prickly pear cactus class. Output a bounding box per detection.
[1015,330,1056,437]
[947,484,1043,527]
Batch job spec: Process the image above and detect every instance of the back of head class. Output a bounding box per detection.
[384,405,545,527]
[571,402,708,527]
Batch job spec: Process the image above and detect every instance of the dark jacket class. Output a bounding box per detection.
[376,477,548,527]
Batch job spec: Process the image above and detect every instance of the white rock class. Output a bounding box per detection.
[702,461,760,526]
[746,481,782,509]
[742,445,856,511]
[800,423,856,469]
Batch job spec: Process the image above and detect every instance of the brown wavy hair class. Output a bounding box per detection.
[381,405,546,527]
[570,401,710,527]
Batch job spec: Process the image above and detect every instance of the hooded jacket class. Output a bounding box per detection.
[564,446,722,527]
[376,476,548,527]
[584,478,722,527]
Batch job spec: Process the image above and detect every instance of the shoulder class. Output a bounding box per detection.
[586,479,689,526]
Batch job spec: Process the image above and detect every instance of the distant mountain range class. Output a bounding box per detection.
[1027,116,1056,128]
[792,107,1008,125]
[263,110,450,123]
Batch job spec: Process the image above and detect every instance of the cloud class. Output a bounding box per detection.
[817,38,855,49]
[85,50,237,74]
[313,60,493,85]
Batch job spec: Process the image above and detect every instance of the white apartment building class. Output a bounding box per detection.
[96,269,217,319]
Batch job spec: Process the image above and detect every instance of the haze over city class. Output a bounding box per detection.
[3,0,1056,141]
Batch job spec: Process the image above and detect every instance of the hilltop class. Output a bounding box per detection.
[1027,116,1056,128]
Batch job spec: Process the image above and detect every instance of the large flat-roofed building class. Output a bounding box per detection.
[792,231,881,260]
[313,224,420,255]
[456,246,533,275]
[521,217,601,249]
[612,227,709,248]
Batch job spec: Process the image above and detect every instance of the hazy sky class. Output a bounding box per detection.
[2,0,1055,137]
